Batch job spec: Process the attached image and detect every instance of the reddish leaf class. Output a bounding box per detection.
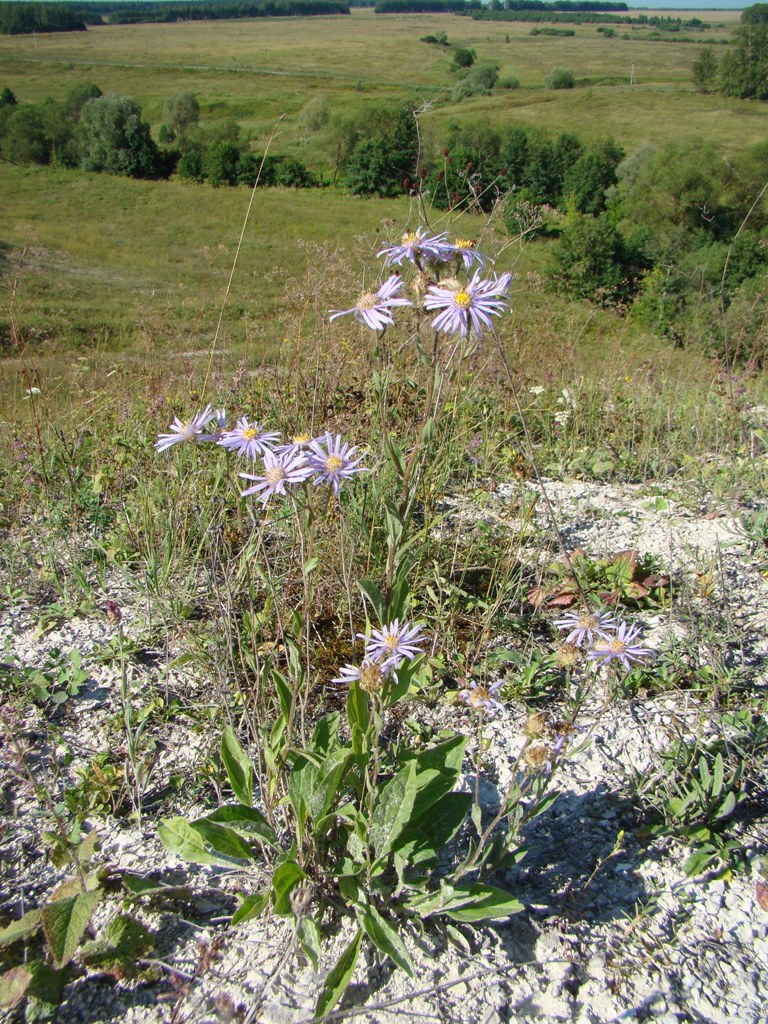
[756,879,768,912]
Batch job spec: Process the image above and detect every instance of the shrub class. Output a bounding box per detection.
[498,75,521,90]
[453,47,475,68]
[545,67,575,90]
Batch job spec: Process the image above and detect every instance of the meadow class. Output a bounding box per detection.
[1,8,767,1023]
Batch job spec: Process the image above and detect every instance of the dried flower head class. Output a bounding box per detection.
[555,642,582,669]
[524,711,548,739]
[523,743,550,771]
[104,600,122,624]
[332,658,392,692]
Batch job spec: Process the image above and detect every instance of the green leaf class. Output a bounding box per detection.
[220,727,253,807]
[158,817,238,867]
[310,712,341,756]
[79,914,153,976]
[0,909,42,949]
[416,792,472,848]
[442,884,524,923]
[358,905,414,977]
[231,892,269,926]
[187,819,254,862]
[205,805,278,848]
[41,890,102,968]
[271,861,307,916]
[308,748,350,826]
[711,752,724,799]
[315,929,362,1019]
[370,762,417,859]
[358,580,385,624]
[409,736,468,817]
[297,916,322,972]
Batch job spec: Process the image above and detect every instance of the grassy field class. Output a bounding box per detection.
[0,7,762,366]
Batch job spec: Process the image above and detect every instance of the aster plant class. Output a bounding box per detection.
[329,275,412,332]
[155,404,218,452]
[240,449,313,504]
[218,417,282,460]
[424,271,512,338]
[305,432,366,495]
[588,620,655,672]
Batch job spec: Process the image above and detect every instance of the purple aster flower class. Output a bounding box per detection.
[278,432,315,458]
[447,238,489,272]
[554,609,618,648]
[155,404,217,452]
[359,619,424,669]
[377,227,451,268]
[423,271,512,338]
[332,657,394,693]
[459,679,504,714]
[218,417,282,460]
[306,433,366,495]
[240,449,313,505]
[329,275,412,332]
[588,621,655,673]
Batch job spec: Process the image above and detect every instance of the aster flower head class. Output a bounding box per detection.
[155,404,216,452]
[554,608,618,648]
[240,448,313,505]
[359,619,424,669]
[279,432,315,458]
[459,679,504,714]
[588,621,655,673]
[332,657,394,693]
[377,227,451,268]
[218,417,282,460]
[306,432,366,495]
[423,270,512,338]
[448,238,489,272]
[329,275,412,332]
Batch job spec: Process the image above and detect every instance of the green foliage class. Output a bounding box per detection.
[452,46,475,68]
[562,138,624,215]
[552,210,648,306]
[720,19,768,98]
[0,648,88,708]
[161,91,200,145]
[79,94,160,179]
[533,548,670,611]
[343,104,418,197]
[692,46,719,92]
[544,67,575,90]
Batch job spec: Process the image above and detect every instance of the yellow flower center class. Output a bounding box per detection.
[325,454,344,472]
[454,238,474,249]
[454,291,472,309]
[242,428,258,440]
[292,433,311,445]
[264,466,286,485]
[402,231,418,245]
[383,632,399,650]
[357,291,378,311]
[180,422,196,439]
[579,614,598,629]
[609,639,627,654]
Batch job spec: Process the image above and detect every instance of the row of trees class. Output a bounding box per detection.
[0,0,348,34]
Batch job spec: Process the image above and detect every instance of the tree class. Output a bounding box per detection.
[453,47,475,68]
[343,105,418,197]
[720,18,768,99]
[162,91,200,146]
[692,47,719,93]
[562,139,625,215]
[553,211,646,305]
[0,104,48,164]
[0,86,16,107]
[79,94,160,178]
[202,140,240,186]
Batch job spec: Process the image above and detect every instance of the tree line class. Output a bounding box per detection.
[0,0,347,34]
